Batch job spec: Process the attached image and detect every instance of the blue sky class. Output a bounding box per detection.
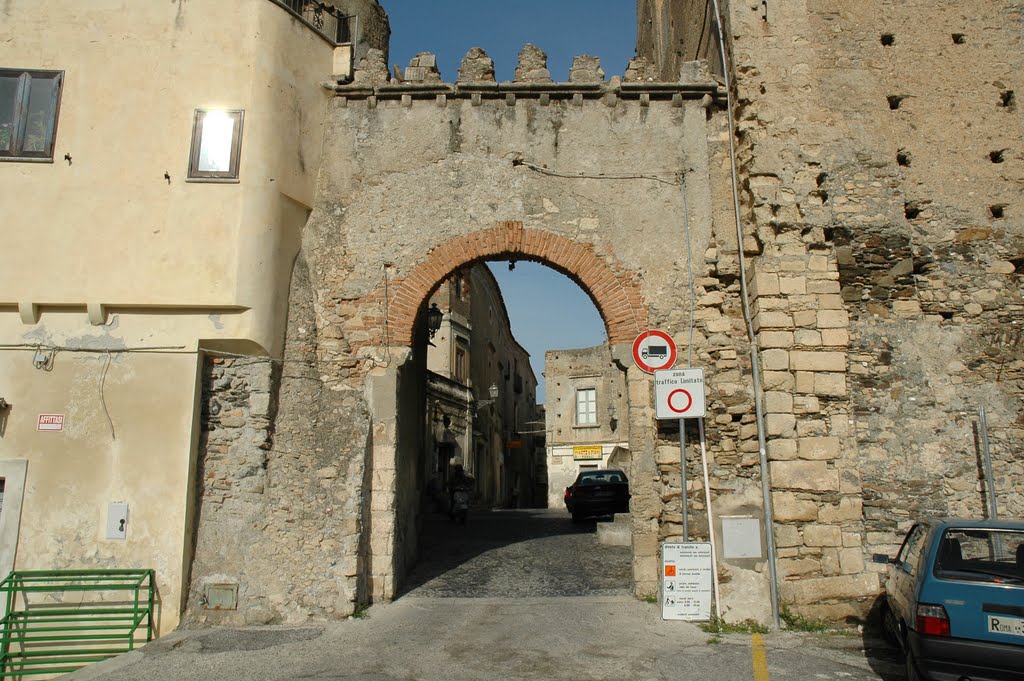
[388,1,637,85]
[486,262,607,403]
[388,2,636,404]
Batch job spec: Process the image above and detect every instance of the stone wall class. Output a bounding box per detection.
[637,0,717,81]
[341,0,391,65]
[295,46,778,611]
[186,255,373,625]
[732,0,1022,620]
[640,0,1023,620]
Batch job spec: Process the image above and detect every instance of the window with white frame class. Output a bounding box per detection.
[0,69,63,161]
[575,388,597,426]
[188,109,244,180]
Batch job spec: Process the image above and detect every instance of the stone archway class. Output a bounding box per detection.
[385,221,648,345]
[366,220,652,601]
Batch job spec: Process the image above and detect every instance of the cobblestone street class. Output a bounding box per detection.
[68,511,904,681]
[402,508,632,599]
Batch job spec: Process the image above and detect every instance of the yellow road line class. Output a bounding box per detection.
[752,633,770,681]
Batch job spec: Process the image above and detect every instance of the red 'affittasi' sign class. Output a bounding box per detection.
[37,414,65,432]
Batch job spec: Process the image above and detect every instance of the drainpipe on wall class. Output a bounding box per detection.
[710,0,782,628]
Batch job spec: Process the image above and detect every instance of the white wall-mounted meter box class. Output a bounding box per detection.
[106,502,128,540]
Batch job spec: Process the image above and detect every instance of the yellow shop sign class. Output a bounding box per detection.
[573,446,603,460]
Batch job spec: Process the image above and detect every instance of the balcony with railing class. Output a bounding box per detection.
[270,0,355,46]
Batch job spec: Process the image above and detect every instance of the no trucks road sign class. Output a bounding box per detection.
[655,368,706,419]
[632,330,677,373]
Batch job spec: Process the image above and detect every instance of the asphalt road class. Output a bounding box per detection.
[68,509,905,681]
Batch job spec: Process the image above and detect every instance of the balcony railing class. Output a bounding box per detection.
[271,0,354,45]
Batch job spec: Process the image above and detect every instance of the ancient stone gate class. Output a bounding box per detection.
[184,50,785,624]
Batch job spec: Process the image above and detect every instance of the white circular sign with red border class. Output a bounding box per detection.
[632,330,677,374]
[654,368,707,419]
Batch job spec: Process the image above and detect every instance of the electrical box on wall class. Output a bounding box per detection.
[721,516,762,559]
[106,502,128,540]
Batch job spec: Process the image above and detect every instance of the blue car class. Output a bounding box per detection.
[876,519,1024,681]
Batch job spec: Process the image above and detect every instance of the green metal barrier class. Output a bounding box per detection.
[0,569,155,678]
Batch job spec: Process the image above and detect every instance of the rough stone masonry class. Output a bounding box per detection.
[640,0,1024,620]
[186,0,1023,626]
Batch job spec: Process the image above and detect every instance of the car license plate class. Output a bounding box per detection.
[987,615,1024,637]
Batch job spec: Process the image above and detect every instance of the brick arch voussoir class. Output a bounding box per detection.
[388,224,647,345]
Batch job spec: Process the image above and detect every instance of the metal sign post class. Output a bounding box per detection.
[679,419,687,540]
[655,368,714,620]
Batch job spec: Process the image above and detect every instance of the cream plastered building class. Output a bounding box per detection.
[0,0,379,634]
[544,346,630,510]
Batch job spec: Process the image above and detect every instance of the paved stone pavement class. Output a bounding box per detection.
[401,508,632,598]
[68,509,905,681]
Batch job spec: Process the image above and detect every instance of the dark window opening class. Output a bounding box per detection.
[905,202,923,220]
[453,272,465,300]
[897,149,912,167]
[989,205,1006,219]
[952,33,966,44]
[880,34,895,46]
[887,95,905,110]
[0,69,64,161]
[999,90,1015,107]
[990,149,1005,163]
[454,339,469,383]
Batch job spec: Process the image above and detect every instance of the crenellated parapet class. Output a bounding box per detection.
[327,45,725,106]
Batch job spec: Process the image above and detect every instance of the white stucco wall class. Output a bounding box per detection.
[0,0,335,634]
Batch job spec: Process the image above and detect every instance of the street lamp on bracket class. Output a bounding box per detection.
[475,383,499,410]
[425,303,443,343]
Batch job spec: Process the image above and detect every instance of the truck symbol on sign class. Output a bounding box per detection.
[642,345,669,360]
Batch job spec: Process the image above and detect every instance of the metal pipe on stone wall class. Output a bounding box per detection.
[711,0,781,628]
[978,406,998,519]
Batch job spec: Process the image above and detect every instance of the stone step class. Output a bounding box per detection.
[596,513,631,546]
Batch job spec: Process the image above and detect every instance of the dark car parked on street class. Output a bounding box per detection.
[875,518,1024,681]
[564,469,630,522]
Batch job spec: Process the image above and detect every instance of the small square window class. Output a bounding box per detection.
[188,109,244,181]
[0,69,64,162]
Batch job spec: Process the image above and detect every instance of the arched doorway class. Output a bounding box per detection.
[364,221,650,601]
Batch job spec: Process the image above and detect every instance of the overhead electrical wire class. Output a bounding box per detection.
[510,154,683,186]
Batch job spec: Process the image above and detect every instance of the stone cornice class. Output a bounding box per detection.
[323,79,726,105]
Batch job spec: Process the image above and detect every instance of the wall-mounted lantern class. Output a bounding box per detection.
[426,303,443,340]
[475,383,499,410]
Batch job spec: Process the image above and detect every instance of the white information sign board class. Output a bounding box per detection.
[661,542,714,621]
[654,368,707,419]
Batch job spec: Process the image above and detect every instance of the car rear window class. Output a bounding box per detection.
[578,471,626,486]
[934,528,1024,585]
